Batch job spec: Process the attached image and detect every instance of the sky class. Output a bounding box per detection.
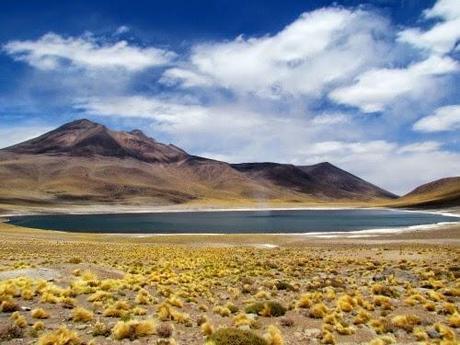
[0,0,459,195]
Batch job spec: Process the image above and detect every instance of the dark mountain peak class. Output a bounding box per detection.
[314,162,335,168]
[60,118,102,130]
[129,129,148,138]
[2,119,189,163]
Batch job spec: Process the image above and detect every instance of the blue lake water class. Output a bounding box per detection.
[7,209,459,234]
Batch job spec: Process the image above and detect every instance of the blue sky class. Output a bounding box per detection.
[1,0,459,194]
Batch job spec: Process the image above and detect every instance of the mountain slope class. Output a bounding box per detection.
[391,177,460,208]
[298,162,397,199]
[5,119,188,163]
[0,119,397,207]
[231,162,396,200]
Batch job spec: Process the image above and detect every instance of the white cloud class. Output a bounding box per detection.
[311,113,348,125]
[3,32,175,71]
[329,55,458,112]
[398,141,442,153]
[398,0,460,54]
[413,105,460,132]
[161,8,391,98]
[115,26,130,35]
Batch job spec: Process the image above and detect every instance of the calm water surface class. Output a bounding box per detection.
[7,209,459,234]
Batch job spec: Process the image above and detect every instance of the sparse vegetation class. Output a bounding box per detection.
[205,328,267,345]
[0,222,459,344]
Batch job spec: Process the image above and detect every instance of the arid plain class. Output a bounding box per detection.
[0,206,459,345]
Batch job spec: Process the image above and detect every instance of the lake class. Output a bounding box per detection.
[7,209,459,234]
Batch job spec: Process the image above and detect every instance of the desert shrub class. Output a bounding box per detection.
[255,290,271,299]
[112,319,156,340]
[213,306,232,317]
[71,307,93,322]
[448,313,460,328]
[390,314,421,332]
[201,321,214,336]
[264,325,283,345]
[0,323,24,341]
[353,309,371,324]
[309,303,329,318]
[226,302,239,314]
[279,317,294,327]
[368,335,396,345]
[205,328,267,345]
[132,306,147,315]
[245,301,286,317]
[92,321,111,337]
[68,257,82,264]
[32,321,45,332]
[10,311,27,328]
[434,323,456,341]
[61,297,76,309]
[157,323,174,338]
[38,326,81,345]
[413,327,428,341]
[31,308,49,319]
[371,283,395,297]
[275,281,293,291]
[135,288,153,305]
[0,300,20,312]
[337,295,355,312]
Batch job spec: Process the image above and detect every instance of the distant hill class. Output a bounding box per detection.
[0,119,397,207]
[391,177,460,208]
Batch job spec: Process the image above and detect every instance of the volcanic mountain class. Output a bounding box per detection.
[0,119,398,207]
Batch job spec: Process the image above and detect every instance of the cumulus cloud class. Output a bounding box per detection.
[413,105,460,132]
[3,32,175,71]
[161,8,392,98]
[329,55,458,112]
[398,0,460,54]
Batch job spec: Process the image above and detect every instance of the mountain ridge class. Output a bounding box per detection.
[0,119,403,206]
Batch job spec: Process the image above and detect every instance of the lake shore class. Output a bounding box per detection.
[1,206,459,245]
[0,203,459,242]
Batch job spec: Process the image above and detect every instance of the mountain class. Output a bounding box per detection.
[392,177,460,208]
[5,119,188,163]
[231,162,396,200]
[0,119,397,207]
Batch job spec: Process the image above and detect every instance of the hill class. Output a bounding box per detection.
[391,177,460,208]
[0,119,397,207]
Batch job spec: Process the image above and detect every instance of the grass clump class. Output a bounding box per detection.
[10,311,27,328]
[71,307,94,322]
[112,319,156,340]
[32,321,45,332]
[38,326,81,345]
[92,321,111,337]
[205,328,267,345]
[0,300,20,312]
[264,325,284,345]
[157,323,174,338]
[31,308,49,319]
[245,301,286,317]
[390,314,421,332]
